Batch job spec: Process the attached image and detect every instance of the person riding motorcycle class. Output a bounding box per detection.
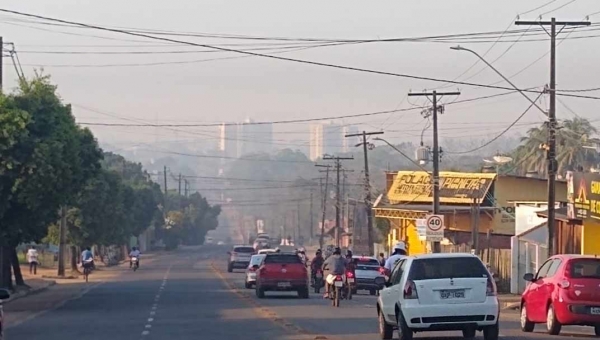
[310,250,324,284]
[321,247,346,298]
[345,250,356,276]
[81,246,94,271]
[129,246,141,268]
[383,241,408,275]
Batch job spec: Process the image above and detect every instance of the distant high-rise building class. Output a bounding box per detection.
[238,118,273,156]
[218,119,274,158]
[219,123,239,158]
[342,126,360,153]
[309,122,357,161]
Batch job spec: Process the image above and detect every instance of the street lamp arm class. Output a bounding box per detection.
[374,137,429,173]
[450,45,547,116]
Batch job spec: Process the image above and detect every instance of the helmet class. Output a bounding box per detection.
[298,247,305,253]
[346,249,353,257]
[333,247,341,255]
[393,241,406,252]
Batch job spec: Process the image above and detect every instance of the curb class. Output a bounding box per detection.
[4,280,57,305]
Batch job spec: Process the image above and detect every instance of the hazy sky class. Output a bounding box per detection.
[2,0,599,155]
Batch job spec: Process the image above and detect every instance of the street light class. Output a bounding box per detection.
[450,46,546,116]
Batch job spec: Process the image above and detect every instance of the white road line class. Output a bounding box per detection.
[139,264,172,338]
[148,318,154,322]
[141,330,150,336]
[145,324,152,328]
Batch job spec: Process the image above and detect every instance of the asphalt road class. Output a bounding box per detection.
[5,245,599,340]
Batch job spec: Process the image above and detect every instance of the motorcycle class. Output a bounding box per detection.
[330,275,344,307]
[131,257,139,271]
[313,269,324,294]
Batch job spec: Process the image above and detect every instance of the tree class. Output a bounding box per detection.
[0,74,102,288]
[512,118,598,177]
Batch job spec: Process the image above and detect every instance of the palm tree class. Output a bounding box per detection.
[512,117,598,177]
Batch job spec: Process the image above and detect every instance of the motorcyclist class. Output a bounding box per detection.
[129,246,141,268]
[383,241,408,274]
[81,246,94,271]
[321,247,346,298]
[345,250,356,275]
[310,250,324,283]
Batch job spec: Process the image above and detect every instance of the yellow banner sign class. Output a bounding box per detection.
[388,171,496,204]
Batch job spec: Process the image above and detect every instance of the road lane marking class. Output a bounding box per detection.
[139,264,172,339]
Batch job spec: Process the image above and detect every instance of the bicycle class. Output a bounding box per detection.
[82,260,93,282]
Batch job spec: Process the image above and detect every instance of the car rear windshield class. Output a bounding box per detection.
[250,255,265,265]
[234,247,255,253]
[353,258,380,269]
[409,257,489,280]
[569,259,600,278]
[264,254,302,264]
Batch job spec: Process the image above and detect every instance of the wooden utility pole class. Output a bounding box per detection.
[515,18,590,256]
[323,156,354,247]
[408,91,460,253]
[346,131,383,255]
[163,166,168,195]
[309,189,314,239]
[178,173,182,195]
[57,206,67,277]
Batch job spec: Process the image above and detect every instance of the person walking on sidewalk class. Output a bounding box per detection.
[27,245,39,275]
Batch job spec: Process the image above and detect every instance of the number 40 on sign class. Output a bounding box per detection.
[425,214,444,242]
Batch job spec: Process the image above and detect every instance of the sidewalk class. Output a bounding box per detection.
[498,294,521,310]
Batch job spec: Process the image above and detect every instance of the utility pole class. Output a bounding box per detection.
[470,197,480,254]
[184,179,189,197]
[408,91,460,253]
[163,166,168,196]
[316,164,331,250]
[309,189,314,240]
[57,206,67,277]
[323,155,354,247]
[515,18,590,256]
[297,200,301,243]
[346,131,383,255]
[0,36,3,91]
[178,173,182,195]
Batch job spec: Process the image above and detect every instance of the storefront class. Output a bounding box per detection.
[374,171,567,255]
[569,171,600,255]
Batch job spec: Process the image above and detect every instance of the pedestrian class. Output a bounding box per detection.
[378,252,386,267]
[27,245,39,275]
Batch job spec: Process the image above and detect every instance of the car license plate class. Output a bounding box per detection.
[277,282,291,288]
[347,278,355,283]
[440,289,465,299]
[334,281,343,287]
[591,307,600,315]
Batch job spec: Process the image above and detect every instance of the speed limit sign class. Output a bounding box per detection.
[425,214,444,241]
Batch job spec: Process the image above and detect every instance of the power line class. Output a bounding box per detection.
[2,8,599,100]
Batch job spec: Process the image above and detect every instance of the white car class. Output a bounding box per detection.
[244,254,266,288]
[377,253,499,340]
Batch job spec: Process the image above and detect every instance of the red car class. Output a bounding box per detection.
[0,288,10,340]
[255,252,309,299]
[520,254,600,336]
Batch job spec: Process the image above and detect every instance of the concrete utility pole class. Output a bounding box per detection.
[0,36,3,91]
[316,164,331,250]
[309,189,314,240]
[323,155,354,247]
[163,166,168,196]
[408,91,460,253]
[346,131,383,255]
[178,173,182,195]
[515,18,590,256]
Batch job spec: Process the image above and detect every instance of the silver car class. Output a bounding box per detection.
[244,254,266,288]
[352,256,386,295]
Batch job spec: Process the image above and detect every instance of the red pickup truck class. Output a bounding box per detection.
[255,253,309,299]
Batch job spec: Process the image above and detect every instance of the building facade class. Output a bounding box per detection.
[309,122,357,161]
[218,119,274,158]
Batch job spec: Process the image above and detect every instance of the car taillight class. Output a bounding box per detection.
[486,276,497,296]
[335,275,343,281]
[404,280,418,299]
[378,267,386,275]
[558,279,570,289]
[346,271,354,278]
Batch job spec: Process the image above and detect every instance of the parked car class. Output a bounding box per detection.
[520,254,600,336]
[377,253,499,340]
[255,252,309,299]
[227,245,255,272]
[0,288,10,340]
[352,256,386,295]
[245,254,266,288]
